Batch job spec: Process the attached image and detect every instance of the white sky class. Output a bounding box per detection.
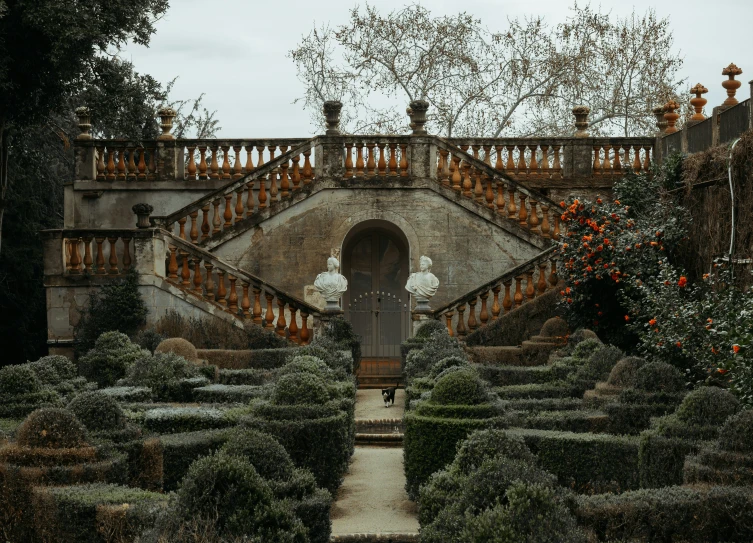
[121,0,753,138]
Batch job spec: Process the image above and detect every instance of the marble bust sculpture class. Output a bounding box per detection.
[314,256,348,311]
[405,255,440,311]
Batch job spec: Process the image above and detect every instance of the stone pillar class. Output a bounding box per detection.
[407,101,434,179]
[315,101,345,180]
[135,229,165,277]
[411,312,432,337]
[74,107,96,181]
[564,139,593,179]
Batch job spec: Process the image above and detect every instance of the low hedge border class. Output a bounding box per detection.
[218,368,277,386]
[142,407,235,434]
[414,402,505,420]
[638,433,699,488]
[193,384,270,403]
[158,428,233,491]
[605,401,680,435]
[98,386,152,402]
[493,382,579,400]
[518,409,610,434]
[506,428,640,493]
[684,447,753,486]
[476,365,560,387]
[500,397,584,412]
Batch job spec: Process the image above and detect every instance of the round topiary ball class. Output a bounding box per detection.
[717,409,753,453]
[16,408,89,449]
[67,391,126,432]
[540,317,569,338]
[78,331,149,387]
[675,387,740,427]
[428,356,470,380]
[0,364,41,395]
[155,337,198,362]
[415,320,447,340]
[222,428,295,480]
[633,361,686,393]
[431,370,488,406]
[454,429,536,474]
[607,357,647,387]
[571,338,604,361]
[271,372,330,406]
[569,329,599,345]
[34,355,77,380]
[278,356,333,380]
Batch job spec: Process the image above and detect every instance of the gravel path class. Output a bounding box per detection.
[355,388,406,420]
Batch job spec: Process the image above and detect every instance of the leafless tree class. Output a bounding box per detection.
[290,3,684,137]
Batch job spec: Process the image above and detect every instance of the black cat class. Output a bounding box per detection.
[382,385,397,407]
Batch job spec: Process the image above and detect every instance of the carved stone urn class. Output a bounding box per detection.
[409,100,429,135]
[572,106,590,138]
[722,63,743,107]
[689,83,708,121]
[157,107,176,140]
[75,106,92,140]
[133,203,154,229]
[323,101,343,135]
[652,105,668,134]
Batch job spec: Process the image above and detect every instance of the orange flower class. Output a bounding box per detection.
[678,276,688,288]
[676,341,682,348]
[711,347,719,355]
[733,345,741,354]
[624,315,630,322]
[567,298,573,304]
[586,266,593,272]
[596,198,603,204]
[565,287,571,294]
[614,200,621,205]
[649,318,657,326]
[717,368,729,375]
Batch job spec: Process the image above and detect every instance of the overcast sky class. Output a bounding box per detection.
[121,0,753,138]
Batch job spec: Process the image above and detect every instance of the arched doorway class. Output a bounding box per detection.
[342,221,410,366]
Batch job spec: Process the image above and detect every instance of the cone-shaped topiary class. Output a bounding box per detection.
[271,373,329,406]
[607,357,647,387]
[16,408,89,449]
[67,391,126,432]
[675,387,740,427]
[633,361,686,393]
[431,370,489,406]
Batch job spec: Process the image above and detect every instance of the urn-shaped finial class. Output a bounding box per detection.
[663,100,680,134]
[157,107,177,140]
[652,105,668,134]
[689,83,709,121]
[572,106,590,138]
[721,63,743,107]
[75,106,92,141]
[322,101,343,135]
[409,100,429,135]
[132,203,155,229]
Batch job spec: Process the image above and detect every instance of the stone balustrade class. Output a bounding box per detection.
[343,137,411,179]
[428,247,560,339]
[63,230,135,276]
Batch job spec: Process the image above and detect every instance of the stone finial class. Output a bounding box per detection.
[75,106,92,140]
[405,255,439,312]
[572,106,590,138]
[132,203,154,228]
[652,105,668,134]
[721,63,743,106]
[409,100,429,135]
[157,106,177,140]
[663,100,680,134]
[689,84,708,121]
[322,100,342,135]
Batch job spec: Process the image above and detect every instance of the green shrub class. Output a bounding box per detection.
[415,319,447,339]
[571,338,603,360]
[415,402,504,420]
[453,429,537,474]
[568,344,623,383]
[32,355,78,381]
[194,384,268,403]
[143,407,233,434]
[522,410,610,434]
[575,484,753,542]
[174,451,307,541]
[67,391,125,432]
[633,360,686,392]
[500,397,584,412]
[74,269,148,355]
[16,408,89,449]
[677,386,741,426]
[506,428,641,493]
[494,383,578,400]
[718,409,753,454]
[607,356,646,387]
[606,399,682,436]
[478,365,558,387]
[638,432,697,488]
[278,356,334,380]
[244,321,290,349]
[404,331,465,378]
[158,429,232,491]
[0,364,41,394]
[222,428,296,480]
[124,351,202,401]
[431,370,489,406]
[98,386,152,402]
[303,336,354,375]
[218,368,274,386]
[154,309,248,350]
[272,373,329,406]
[132,328,166,354]
[318,316,361,371]
[427,356,469,380]
[78,331,149,387]
[0,389,63,418]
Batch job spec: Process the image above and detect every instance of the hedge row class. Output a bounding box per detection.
[493,382,580,400]
[142,407,235,434]
[476,365,561,387]
[516,409,610,434]
[218,368,276,386]
[158,428,232,491]
[193,384,269,403]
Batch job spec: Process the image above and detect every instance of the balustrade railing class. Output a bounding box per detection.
[343,137,411,179]
[436,138,564,242]
[63,230,136,275]
[151,139,316,244]
[445,139,564,181]
[590,139,654,176]
[429,247,560,339]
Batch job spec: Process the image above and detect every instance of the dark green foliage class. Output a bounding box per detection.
[16,408,88,449]
[193,384,268,403]
[175,452,307,541]
[500,397,584,411]
[415,402,504,420]
[427,356,469,380]
[540,316,569,337]
[222,428,296,480]
[132,328,166,354]
[676,386,741,426]
[568,344,623,383]
[633,360,686,392]
[506,428,641,493]
[571,338,603,360]
[718,409,753,454]
[521,409,610,434]
[319,316,361,372]
[575,485,753,542]
[74,270,148,355]
[219,368,274,386]
[477,364,559,387]
[639,433,697,488]
[415,319,447,339]
[494,383,579,400]
[67,391,125,432]
[244,322,291,349]
[32,355,77,381]
[278,356,334,380]
[0,364,40,394]
[124,352,202,401]
[430,370,489,406]
[404,331,465,378]
[78,331,149,387]
[272,373,330,406]
[607,356,646,387]
[99,386,152,403]
[606,399,682,435]
[143,407,232,434]
[0,389,63,418]
[453,429,537,474]
[158,429,232,492]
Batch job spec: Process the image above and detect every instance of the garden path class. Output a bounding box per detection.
[330,389,419,538]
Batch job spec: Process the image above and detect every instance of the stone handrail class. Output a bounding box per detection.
[428,246,560,339]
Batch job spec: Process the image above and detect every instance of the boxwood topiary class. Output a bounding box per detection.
[675,386,740,426]
[607,356,646,387]
[453,429,537,474]
[272,373,330,406]
[67,391,126,432]
[428,356,470,380]
[718,409,753,453]
[124,351,201,400]
[278,356,334,380]
[244,321,291,349]
[78,331,150,387]
[16,408,89,449]
[571,337,603,360]
[569,345,623,383]
[319,316,361,370]
[132,328,166,354]
[0,364,41,394]
[405,331,465,378]
[222,428,296,480]
[415,319,447,339]
[431,370,488,406]
[633,361,686,393]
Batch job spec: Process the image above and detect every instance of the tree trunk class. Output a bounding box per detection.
[0,122,8,257]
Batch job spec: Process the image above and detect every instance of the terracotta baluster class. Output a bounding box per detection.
[528,145,539,178]
[462,161,472,198]
[502,280,512,314]
[300,310,310,345]
[288,305,299,344]
[241,281,251,319]
[517,145,527,176]
[518,194,528,227]
[444,311,454,337]
[528,199,540,233]
[485,178,494,209]
[223,194,233,228]
[507,186,518,220]
[198,146,208,180]
[474,167,484,203]
[355,144,365,177]
[208,145,219,179]
[491,285,501,320]
[212,200,222,234]
[552,215,561,241]
[185,146,197,180]
[438,149,450,186]
[549,260,559,286]
[252,287,263,324]
[269,167,278,202]
[216,269,227,305]
[540,205,551,238]
[629,145,640,172]
[494,145,504,171]
[82,236,93,273]
[344,143,353,178]
[116,147,126,181]
[147,148,157,180]
[204,262,215,300]
[456,304,467,339]
[69,239,82,274]
[189,211,199,243]
[377,143,386,176]
[96,146,106,180]
[479,291,489,325]
[246,180,255,213]
[219,145,230,179]
[496,181,506,215]
[388,143,398,177]
[505,145,515,174]
[525,270,535,300]
[514,276,524,307]
[280,161,290,198]
[399,144,409,176]
[593,145,602,176]
[177,217,187,240]
[95,237,106,274]
[366,143,377,178]
[540,144,550,178]
[467,298,478,331]
[227,275,238,314]
[122,237,131,270]
[538,264,547,294]
[721,63,743,106]
[602,144,612,174]
[276,297,287,336]
[245,145,255,174]
[552,145,562,179]
[168,246,178,279]
[180,254,191,288]
[193,257,203,294]
[201,205,211,240]
[642,145,651,171]
[232,145,243,179]
[612,145,622,176]
[451,155,462,192]
[137,148,147,180]
[302,148,313,184]
[126,147,137,180]
[235,188,244,222]
[108,237,119,274]
[106,147,116,181]
[256,145,266,170]
[291,155,301,191]
[264,293,275,329]
[258,174,267,209]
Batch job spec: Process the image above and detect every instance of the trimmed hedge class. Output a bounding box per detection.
[506,428,641,493]
[415,402,505,420]
[78,331,149,387]
[575,484,753,542]
[403,413,506,499]
[500,397,584,412]
[0,389,63,418]
[430,370,489,405]
[520,409,610,434]
[218,368,276,386]
[494,382,579,400]
[143,407,234,434]
[124,352,204,401]
[98,386,152,402]
[404,331,465,378]
[477,365,559,387]
[31,483,168,543]
[158,428,232,491]
[193,384,269,403]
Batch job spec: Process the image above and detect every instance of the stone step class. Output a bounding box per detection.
[331,534,419,542]
[355,433,404,446]
[357,375,403,388]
